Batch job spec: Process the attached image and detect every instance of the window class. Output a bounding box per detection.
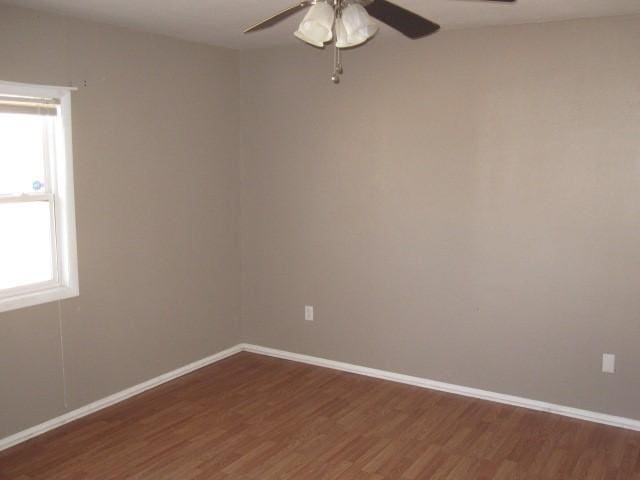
[0,81,78,313]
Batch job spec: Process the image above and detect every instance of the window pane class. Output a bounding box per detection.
[0,201,54,291]
[0,112,47,195]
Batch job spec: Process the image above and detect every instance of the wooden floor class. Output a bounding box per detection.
[1,353,639,480]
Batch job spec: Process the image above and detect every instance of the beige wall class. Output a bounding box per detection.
[0,5,241,437]
[239,16,640,420]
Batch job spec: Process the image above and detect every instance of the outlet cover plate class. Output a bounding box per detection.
[602,353,615,374]
[305,306,314,322]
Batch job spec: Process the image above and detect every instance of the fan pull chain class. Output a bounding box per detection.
[331,0,343,84]
[332,45,343,84]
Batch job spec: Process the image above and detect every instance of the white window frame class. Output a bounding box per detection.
[0,80,79,313]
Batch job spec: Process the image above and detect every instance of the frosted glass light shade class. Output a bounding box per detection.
[294,2,335,47]
[336,3,378,48]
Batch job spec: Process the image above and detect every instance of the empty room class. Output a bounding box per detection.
[1,0,639,478]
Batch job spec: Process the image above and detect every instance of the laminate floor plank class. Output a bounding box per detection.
[1,352,639,479]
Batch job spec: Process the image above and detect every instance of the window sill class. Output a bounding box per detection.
[0,285,79,314]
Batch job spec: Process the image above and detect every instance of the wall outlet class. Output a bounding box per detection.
[602,353,615,374]
[304,305,314,322]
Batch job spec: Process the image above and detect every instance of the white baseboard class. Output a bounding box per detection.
[0,344,242,452]
[3,342,638,453]
[240,343,640,432]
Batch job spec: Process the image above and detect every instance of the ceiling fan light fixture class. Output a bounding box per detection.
[294,1,335,47]
[245,0,516,83]
[336,3,379,48]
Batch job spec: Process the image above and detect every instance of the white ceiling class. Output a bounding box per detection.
[3,0,640,49]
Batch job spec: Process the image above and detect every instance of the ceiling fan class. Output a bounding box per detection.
[244,0,516,83]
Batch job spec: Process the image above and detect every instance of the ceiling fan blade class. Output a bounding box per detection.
[244,1,312,33]
[365,0,440,39]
